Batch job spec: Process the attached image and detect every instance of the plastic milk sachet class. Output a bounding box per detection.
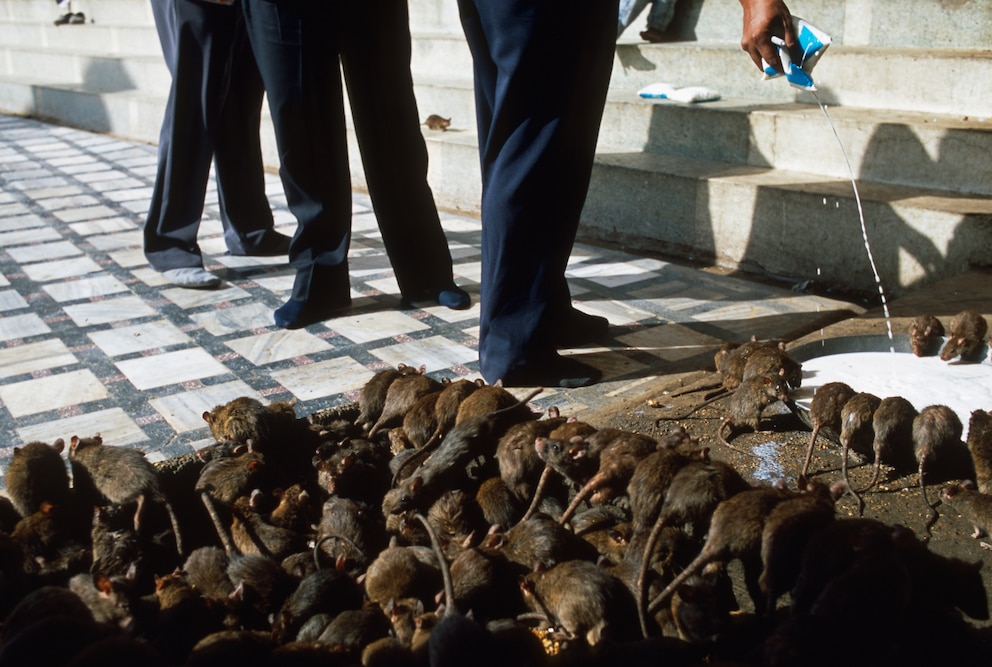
[762,17,831,91]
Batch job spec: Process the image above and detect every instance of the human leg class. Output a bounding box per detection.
[213,2,289,257]
[242,0,353,328]
[144,0,235,278]
[339,0,468,310]
[617,0,650,38]
[458,0,617,387]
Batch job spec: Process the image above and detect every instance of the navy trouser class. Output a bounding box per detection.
[457,0,618,382]
[241,0,457,303]
[145,0,276,271]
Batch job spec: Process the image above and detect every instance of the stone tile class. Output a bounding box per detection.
[330,310,430,344]
[189,302,275,336]
[21,255,103,282]
[270,356,376,402]
[43,274,130,303]
[116,348,232,391]
[225,329,332,366]
[88,320,191,357]
[68,217,136,236]
[0,313,52,341]
[0,290,28,312]
[369,335,478,373]
[62,295,159,327]
[0,227,62,247]
[52,204,119,223]
[0,368,109,417]
[7,240,83,264]
[0,214,47,231]
[148,379,259,434]
[16,407,147,448]
[0,338,77,380]
[615,323,725,362]
[159,284,252,310]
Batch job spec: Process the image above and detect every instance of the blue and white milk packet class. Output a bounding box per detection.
[762,17,831,91]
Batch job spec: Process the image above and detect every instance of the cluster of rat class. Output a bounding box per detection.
[0,362,990,666]
[799,310,991,530]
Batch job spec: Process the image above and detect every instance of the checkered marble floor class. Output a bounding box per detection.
[0,114,858,480]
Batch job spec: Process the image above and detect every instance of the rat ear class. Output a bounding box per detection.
[202,411,213,424]
[52,438,65,453]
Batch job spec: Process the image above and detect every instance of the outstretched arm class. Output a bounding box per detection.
[739,0,795,72]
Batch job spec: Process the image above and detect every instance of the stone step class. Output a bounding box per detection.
[4,68,987,200]
[0,0,154,25]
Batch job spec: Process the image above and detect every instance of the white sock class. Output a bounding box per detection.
[161,267,221,289]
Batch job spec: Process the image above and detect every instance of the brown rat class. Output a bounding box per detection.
[909,314,944,357]
[801,381,857,478]
[423,114,451,131]
[741,342,803,390]
[4,439,72,519]
[355,364,423,432]
[939,482,992,544]
[837,392,881,514]
[557,428,659,526]
[229,492,307,562]
[913,404,968,535]
[939,309,988,362]
[368,369,444,438]
[861,395,918,492]
[646,483,795,618]
[67,435,184,558]
[717,372,792,453]
[966,408,992,494]
[195,451,267,555]
[519,558,641,646]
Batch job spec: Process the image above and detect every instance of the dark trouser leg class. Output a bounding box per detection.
[458,0,617,383]
[340,0,458,299]
[215,3,278,255]
[145,0,236,272]
[242,0,352,323]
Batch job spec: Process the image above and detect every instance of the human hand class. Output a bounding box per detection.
[739,0,795,73]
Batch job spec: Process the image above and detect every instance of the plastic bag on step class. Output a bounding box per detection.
[638,83,721,103]
[761,16,831,91]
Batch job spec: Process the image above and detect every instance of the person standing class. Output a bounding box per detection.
[240,0,470,329]
[456,0,795,388]
[145,0,290,289]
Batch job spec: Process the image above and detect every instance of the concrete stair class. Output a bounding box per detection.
[1,0,989,298]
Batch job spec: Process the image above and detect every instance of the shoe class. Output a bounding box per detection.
[274,295,351,330]
[69,12,85,24]
[161,267,221,289]
[640,28,673,43]
[54,12,72,25]
[554,309,609,347]
[499,355,602,389]
[238,231,292,257]
[400,284,472,311]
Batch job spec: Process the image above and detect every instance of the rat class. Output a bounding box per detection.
[368,370,444,438]
[625,427,697,535]
[557,428,660,526]
[740,343,803,389]
[423,114,451,131]
[717,372,792,454]
[837,392,881,514]
[271,566,365,644]
[757,477,848,615]
[229,492,307,562]
[519,558,641,647]
[195,451,267,555]
[495,408,569,504]
[909,314,945,356]
[860,395,919,492]
[313,437,392,505]
[4,439,72,519]
[67,435,185,558]
[355,364,424,431]
[383,388,542,515]
[939,483,992,545]
[801,381,857,479]
[417,378,487,450]
[913,404,965,535]
[939,309,988,361]
[966,408,992,494]
[646,483,795,619]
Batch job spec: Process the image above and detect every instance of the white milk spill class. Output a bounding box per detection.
[792,351,992,440]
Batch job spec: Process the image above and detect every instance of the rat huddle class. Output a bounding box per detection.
[1,362,990,665]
